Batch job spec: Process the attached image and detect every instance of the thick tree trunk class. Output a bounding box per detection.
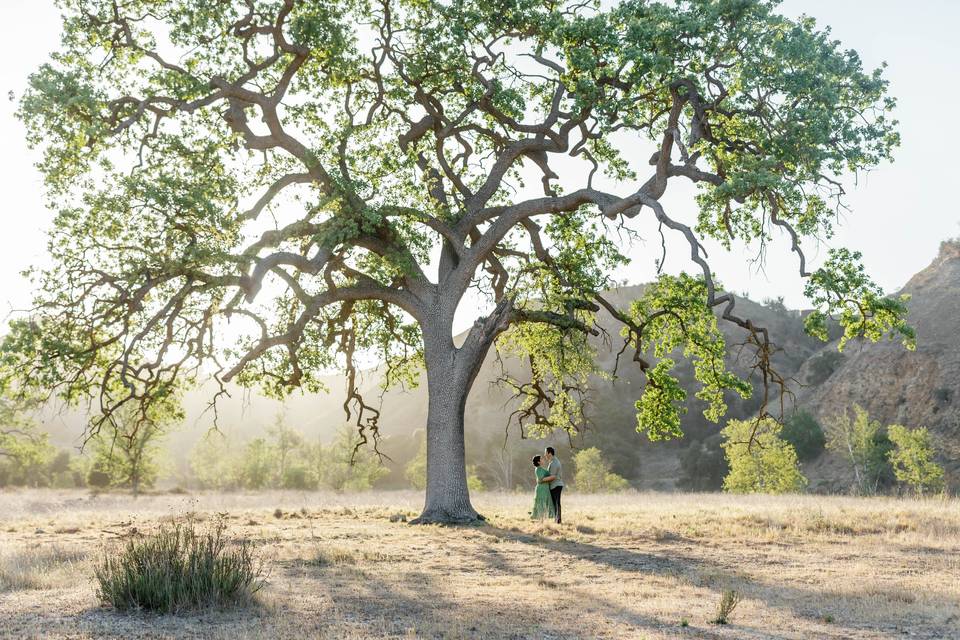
[410,334,484,524]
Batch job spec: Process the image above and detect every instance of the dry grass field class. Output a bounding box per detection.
[0,489,957,639]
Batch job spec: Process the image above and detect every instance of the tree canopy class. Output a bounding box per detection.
[7,0,914,464]
[721,417,806,494]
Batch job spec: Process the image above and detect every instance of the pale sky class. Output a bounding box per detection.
[1,1,957,332]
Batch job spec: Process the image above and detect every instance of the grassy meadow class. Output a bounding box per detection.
[0,489,957,639]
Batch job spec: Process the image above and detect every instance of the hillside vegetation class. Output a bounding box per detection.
[21,242,960,495]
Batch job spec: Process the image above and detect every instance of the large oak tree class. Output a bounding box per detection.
[9,0,912,522]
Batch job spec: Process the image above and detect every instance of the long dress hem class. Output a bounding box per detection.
[530,467,556,520]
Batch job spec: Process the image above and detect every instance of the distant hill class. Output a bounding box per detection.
[36,241,960,492]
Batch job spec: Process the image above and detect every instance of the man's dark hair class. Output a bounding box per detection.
[532,455,541,468]
[545,447,555,456]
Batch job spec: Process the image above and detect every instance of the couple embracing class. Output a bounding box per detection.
[530,446,563,524]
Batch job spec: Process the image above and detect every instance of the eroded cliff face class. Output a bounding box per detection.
[796,240,960,487]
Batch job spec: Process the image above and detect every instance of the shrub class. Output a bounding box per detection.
[712,589,742,624]
[281,464,313,490]
[405,438,427,490]
[887,425,945,496]
[466,465,485,492]
[573,447,630,493]
[933,387,952,405]
[238,438,275,489]
[189,433,242,490]
[781,410,826,461]
[678,435,727,491]
[95,518,264,613]
[721,419,806,494]
[87,468,111,489]
[806,351,845,386]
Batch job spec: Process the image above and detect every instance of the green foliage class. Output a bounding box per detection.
[0,395,86,488]
[886,425,945,497]
[466,465,486,493]
[0,428,54,488]
[189,433,243,491]
[267,414,311,489]
[496,319,599,436]
[189,421,386,492]
[721,419,807,494]
[678,435,728,491]
[315,426,388,492]
[781,411,826,461]
[88,402,178,495]
[825,405,894,495]
[87,468,111,489]
[237,438,276,490]
[405,437,427,491]
[803,250,915,352]
[95,518,264,613]
[628,274,751,441]
[6,0,912,474]
[573,447,630,493]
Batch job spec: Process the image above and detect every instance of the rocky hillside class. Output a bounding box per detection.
[795,240,960,488]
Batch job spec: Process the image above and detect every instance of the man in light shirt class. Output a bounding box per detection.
[539,446,564,524]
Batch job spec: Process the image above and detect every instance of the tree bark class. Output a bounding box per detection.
[410,329,484,524]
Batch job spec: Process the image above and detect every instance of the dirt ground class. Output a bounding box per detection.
[0,489,957,639]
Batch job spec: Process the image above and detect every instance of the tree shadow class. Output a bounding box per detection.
[476,523,958,639]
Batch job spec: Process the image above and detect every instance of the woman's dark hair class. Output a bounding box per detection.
[532,455,541,468]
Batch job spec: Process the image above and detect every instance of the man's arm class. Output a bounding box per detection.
[541,459,557,483]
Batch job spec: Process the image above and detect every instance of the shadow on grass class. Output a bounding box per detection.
[475,523,957,639]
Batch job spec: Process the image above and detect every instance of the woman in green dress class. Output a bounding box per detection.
[530,455,556,520]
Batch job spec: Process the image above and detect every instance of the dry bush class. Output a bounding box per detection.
[712,589,742,624]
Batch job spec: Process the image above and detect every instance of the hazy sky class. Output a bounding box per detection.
[1,1,957,331]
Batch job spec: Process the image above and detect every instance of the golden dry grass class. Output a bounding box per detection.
[0,489,957,639]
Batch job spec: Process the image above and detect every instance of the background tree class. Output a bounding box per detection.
[266,411,306,487]
[781,410,826,462]
[887,425,945,497]
[238,438,276,490]
[721,418,806,494]
[316,426,388,492]
[89,399,180,496]
[9,0,913,523]
[0,393,58,487]
[405,436,428,491]
[677,434,727,491]
[190,433,244,490]
[573,447,630,493]
[825,405,894,495]
[481,444,516,491]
